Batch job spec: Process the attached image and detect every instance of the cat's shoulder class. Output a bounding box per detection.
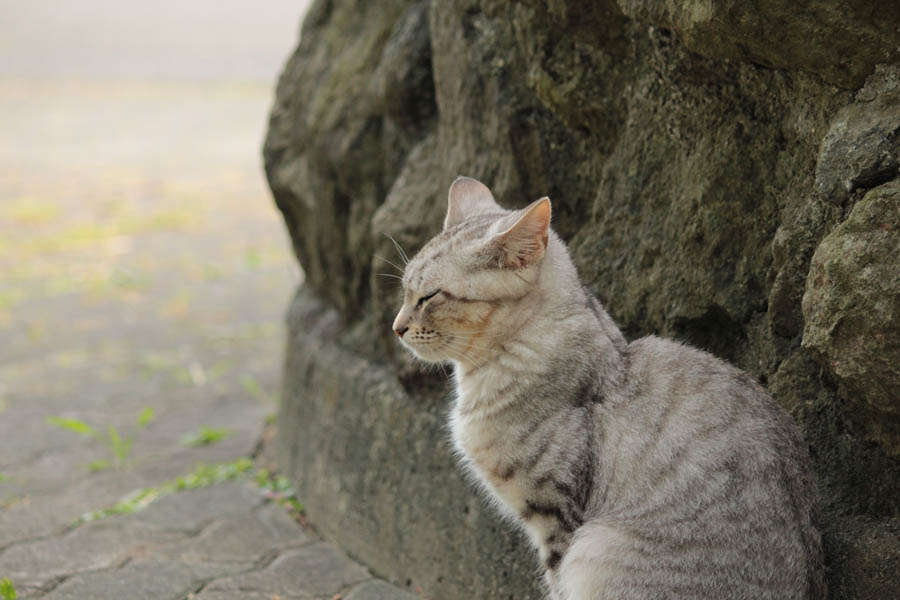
[624,335,767,399]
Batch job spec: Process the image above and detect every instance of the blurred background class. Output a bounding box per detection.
[0,1,310,418]
[0,0,310,568]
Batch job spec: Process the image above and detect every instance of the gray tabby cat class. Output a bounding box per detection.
[392,177,825,600]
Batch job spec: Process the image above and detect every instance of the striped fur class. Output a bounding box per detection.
[393,177,825,599]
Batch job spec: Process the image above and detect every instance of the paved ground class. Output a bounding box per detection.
[0,4,416,599]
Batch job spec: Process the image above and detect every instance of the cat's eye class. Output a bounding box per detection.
[416,290,441,308]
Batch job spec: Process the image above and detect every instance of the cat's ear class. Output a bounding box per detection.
[493,197,551,268]
[444,176,499,230]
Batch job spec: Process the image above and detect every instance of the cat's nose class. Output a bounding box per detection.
[394,325,409,338]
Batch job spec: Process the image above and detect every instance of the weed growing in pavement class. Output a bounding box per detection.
[47,406,156,470]
[181,426,230,447]
[77,458,254,525]
[240,373,270,403]
[75,459,305,527]
[0,577,16,600]
[255,467,304,518]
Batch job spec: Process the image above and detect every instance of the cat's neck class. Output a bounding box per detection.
[451,287,627,416]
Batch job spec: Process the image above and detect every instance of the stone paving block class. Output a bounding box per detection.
[0,409,76,472]
[147,504,309,564]
[255,501,309,542]
[132,480,264,534]
[132,395,269,462]
[0,517,186,588]
[2,443,148,501]
[0,463,176,549]
[41,559,236,600]
[345,580,420,600]
[194,593,307,600]
[203,543,372,598]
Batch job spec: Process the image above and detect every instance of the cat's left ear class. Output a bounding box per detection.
[493,197,551,268]
[444,176,499,230]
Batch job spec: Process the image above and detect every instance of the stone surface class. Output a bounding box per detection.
[345,580,420,600]
[281,288,541,600]
[146,504,311,564]
[616,0,900,89]
[266,1,900,598]
[816,64,900,202]
[201,544,372,598]
[41,561,234,600]
[130,481,265,534]
[802,181,900,453]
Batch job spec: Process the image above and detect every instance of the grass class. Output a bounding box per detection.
[0,290,25,313]
[47,416,95,437]
[181,426,230,447]
[241,374,271,403]
[0,577,15,600]
[77,458,253,525]
[254,468,304,519]
[2,197,60,225]
[47,407,155,470]
[136,351,214,387]
[75,459,305,528]
[6,207,197,260]
[137,407,155,427]
[108,266,152,292]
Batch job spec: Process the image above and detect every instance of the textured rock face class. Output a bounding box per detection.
[803,181,900,452]
[615,0,900,89]
[264,1,900,598]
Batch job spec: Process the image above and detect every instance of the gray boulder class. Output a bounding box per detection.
[803,181,900,454]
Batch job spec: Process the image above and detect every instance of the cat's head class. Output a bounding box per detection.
[392,176,552,366]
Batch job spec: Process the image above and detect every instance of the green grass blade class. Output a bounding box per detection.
[47,416,96,437]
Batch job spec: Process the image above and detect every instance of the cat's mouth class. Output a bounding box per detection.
[400,338,446,363]
[398,332,454,364]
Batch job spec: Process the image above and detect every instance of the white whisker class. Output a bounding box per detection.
[382,232,410,265]
[374,254,405,273]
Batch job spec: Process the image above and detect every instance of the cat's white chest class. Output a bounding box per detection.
[450,378,533,521]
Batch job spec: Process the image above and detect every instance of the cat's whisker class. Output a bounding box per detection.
[376,272,403,280]
[437,361,450,381]
[374,254,405,273]
[511,271,530,285]
[440,332,489,341]
[443,333,492,348]
[381,232,410,265]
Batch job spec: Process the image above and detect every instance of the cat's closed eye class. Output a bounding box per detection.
[416,290,441,308]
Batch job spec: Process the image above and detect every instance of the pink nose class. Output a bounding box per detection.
[394,325,408,338]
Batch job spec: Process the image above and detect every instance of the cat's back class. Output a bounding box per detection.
[583,335,824,599]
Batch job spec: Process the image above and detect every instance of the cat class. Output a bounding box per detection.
[392,176,825,600]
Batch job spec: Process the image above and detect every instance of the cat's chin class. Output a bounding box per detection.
[406,346,448,364]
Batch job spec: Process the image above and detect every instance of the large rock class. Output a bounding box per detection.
[265,1,900,598]
[802,181,900,453]
[815,64,900,202]
[616,0,900,89]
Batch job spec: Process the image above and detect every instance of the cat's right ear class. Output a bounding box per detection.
[444,176,499,230]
